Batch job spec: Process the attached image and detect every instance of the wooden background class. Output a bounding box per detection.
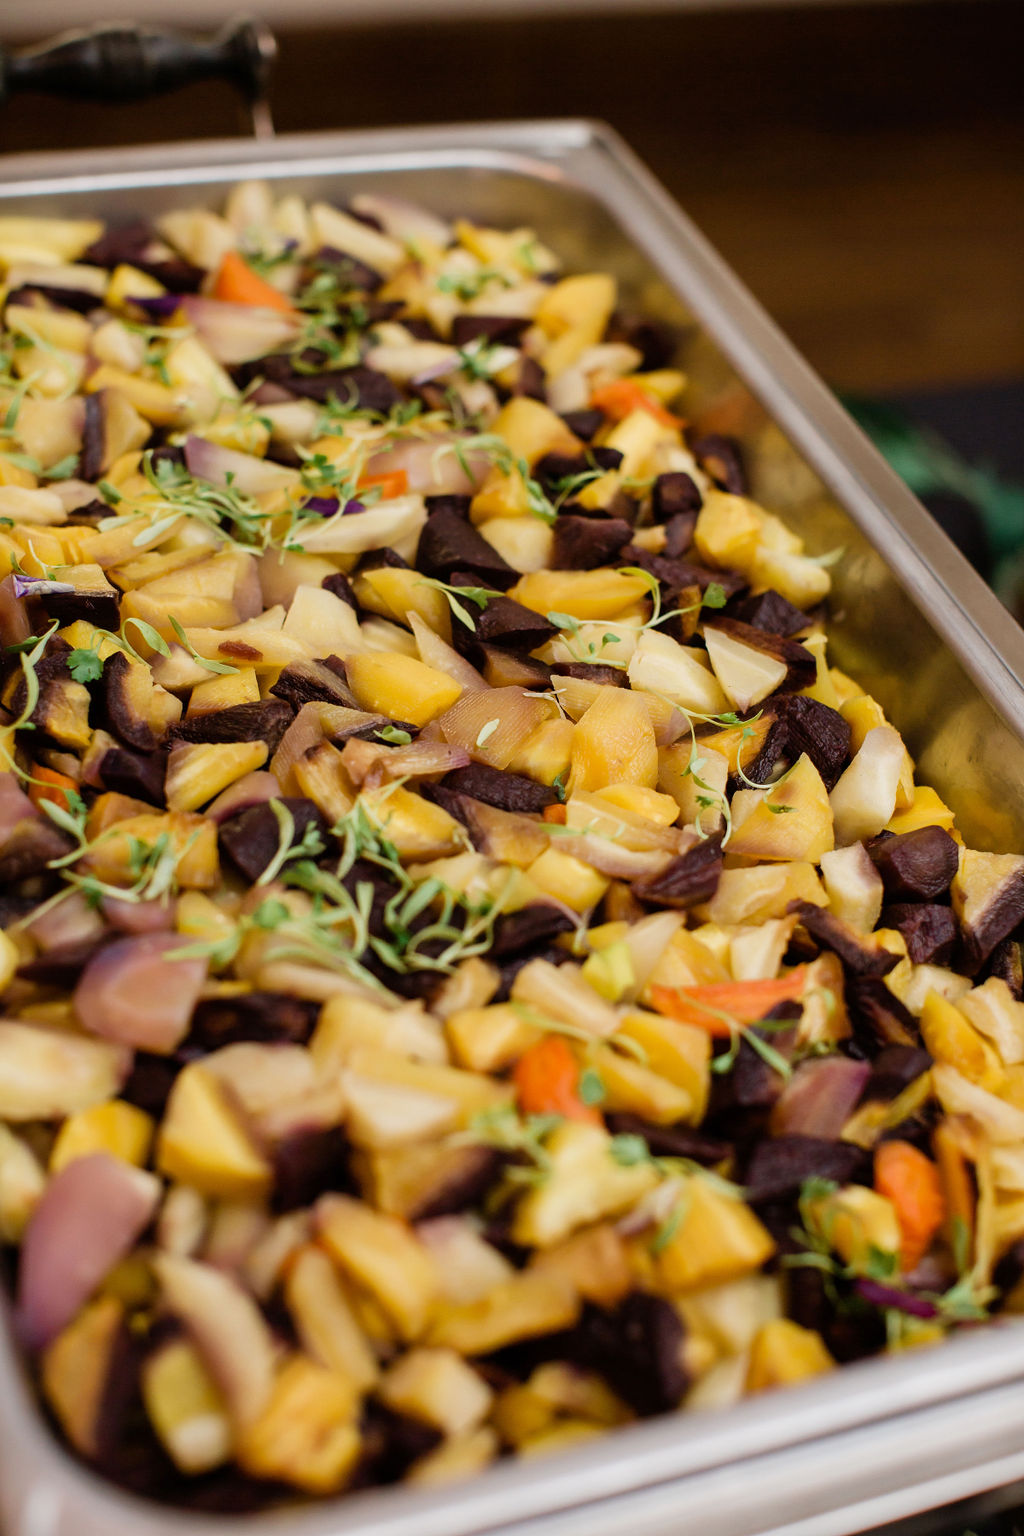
[3,0,1022,394]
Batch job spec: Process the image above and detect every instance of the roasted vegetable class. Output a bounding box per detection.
[0,177,1020,1517]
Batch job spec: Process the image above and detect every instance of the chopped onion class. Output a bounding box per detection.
[24,889,107,952]
[409,612,489,692]
[207,769,282,823]
[17,1154,160,1351]
[769,1056,872,1139]
[101,895,178,934]
[181,295,299,364]
[349,193,452,250]
[296,495,427,556]
[74,932,208,1054]
[184,434,299,497]
[437,687,553,770]
[363,434,492,497]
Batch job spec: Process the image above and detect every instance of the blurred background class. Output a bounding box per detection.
[3,0,1023,589]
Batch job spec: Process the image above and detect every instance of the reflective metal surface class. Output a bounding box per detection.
[3,118,1024,1536]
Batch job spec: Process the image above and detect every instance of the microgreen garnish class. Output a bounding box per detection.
[416,577,502,630]
[168,616,239,675]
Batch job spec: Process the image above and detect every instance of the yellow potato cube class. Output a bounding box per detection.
[746,1319,834,1392]
[346,652,463,727]
[50,1100,154,1173]
[527,847,610,911]
[570,686,658,792]
[157,1063,271,1200]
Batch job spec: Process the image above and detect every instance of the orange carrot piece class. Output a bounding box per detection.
[357,469,409,500]
[648,969,810,1037]
[28,766,79,812]
[212,250,296,313]
[590,378,683,430]
[875,1139,947,1273]
[513,1036,601,1125]
[542,803,567,825]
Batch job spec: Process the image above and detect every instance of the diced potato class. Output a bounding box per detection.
[237,1356,361,1494]
[959,977,1024,1066]
[50,1100,154,1173]
[41,1296,127,1459]
[805,1184,901,1273]
[427,1271,580,1354]
[705,863,827,925]
[653,1177,775,1291]
[317,1194,439,1342]
[510,567,651,620]
[512,1123,659,1248]
[526,846,610,911]
[142,1337,232,1474]
[570,685,658,792]
[727,755,835,864]
[360,784,466,861]
[157,1063,272,1200]
[628,629,729,715]
[746,1319,834,1392]
[379,1348,493,1437]
[165,740,268,813]
[0,1124,46,1241]
[346,652,462,727]
[919,989,1003,1089]
[284,1245,379,1392]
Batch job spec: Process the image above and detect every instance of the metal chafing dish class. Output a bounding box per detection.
[4,114,1024,1536]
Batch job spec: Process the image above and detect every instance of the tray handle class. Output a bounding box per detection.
[0,16,277,137]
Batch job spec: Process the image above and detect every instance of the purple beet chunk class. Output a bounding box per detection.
[710,1033,791,1112]
[608,313,677,371]
[744,1135,871,1201]
[98,746,167,806]
[357,1404,443,1488]
[441,762,556,813]
[617,545,747,599]
[450,313,528,347]
[559,662,629,687]
[413,1146,503,1221]
[513,354,547,401]
[5,282,100,315]
[416,507,517,588]
[120,1052,183,1117]
[270,660,356,710]
[847,974,920,1050]
[190,991,319,1048]
[272,1125,353,1213]
[691,432,748,494]
[77,392,105,484]
[37,583,120,631]
[730,588,813,637]
[662,511,698,558]
[309,245,383,292]
[423,494,471,518]
[861,1045,934,1102]
[550,514,633,570]
[731,714,791,794]
[101,652,157,752]
[560,409,603,441]
[169,699,294,754]
[490,903,577,958]
[567,1294,689,1417]
[867,826,959,901]
[652,471,703,521]
[632,836,723,909]
[460,589,556,650]
[775,695,852,790]
[791,900,898,976]
[218,798,327,883]
[605,1113,731,1166]
[288,365,401,412]
[83,220,153,267]
[882,902,957,965]
[986,937,1024,1000]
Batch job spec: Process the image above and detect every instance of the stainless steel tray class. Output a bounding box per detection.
[3,118,1024,1536]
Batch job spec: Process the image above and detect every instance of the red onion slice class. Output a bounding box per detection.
[74,932,208,1054]
[184,434,299,497]
[180,295,299,365]
[770,1056,872,1139]
[17,1153,160,1351]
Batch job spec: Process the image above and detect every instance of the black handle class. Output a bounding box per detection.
[0,17,276,133]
